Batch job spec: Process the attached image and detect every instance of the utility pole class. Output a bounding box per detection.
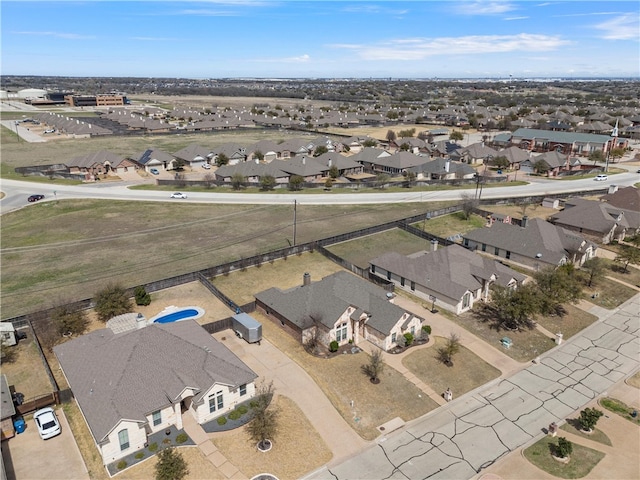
[293,199,297,246]
[605,118,619,173]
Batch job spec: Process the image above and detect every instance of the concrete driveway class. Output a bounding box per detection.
[1,408,89,480]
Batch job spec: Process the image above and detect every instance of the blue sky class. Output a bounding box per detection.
[1,1,639,79]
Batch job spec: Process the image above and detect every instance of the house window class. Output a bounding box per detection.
[209,391,224,412]
[463,238,469,247]
[118,429,129,451]
[239,384,247,396]
[462,292,471,309]
[391,332,397,343]
[152,410,161,427]
[494,247,499,255]
[400,277,405,287]
[336,322,348,342]
[506,251,511,259]
[410,281,415,291]
[371,265,376,273]
[386,271,391,280]
[481,243,486,252]
[411,326,415,336]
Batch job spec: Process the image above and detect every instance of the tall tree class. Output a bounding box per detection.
[581,257,606,287]
[231,173,245,190]
[215,153,229,167]
[386,130,397,142]
[615,245,640,273]
[94,284,133,322]
[246,381,279,451]
[450,130,464,142]
[51,303,89,336]
[288,175,304,191]
[260,175,276,191]
[154,447,189,480]
[490,284,541,331]
[534,265,582,315]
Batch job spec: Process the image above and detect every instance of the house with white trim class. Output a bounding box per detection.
[54,321,257,466]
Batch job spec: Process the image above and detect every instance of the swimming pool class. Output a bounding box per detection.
[150,306,205,324]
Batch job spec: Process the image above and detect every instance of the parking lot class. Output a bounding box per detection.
[1,408,89,480]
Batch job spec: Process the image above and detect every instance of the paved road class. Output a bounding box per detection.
[305,294,640,480]
[2,169,639,215]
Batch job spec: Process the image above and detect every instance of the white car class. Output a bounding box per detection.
[170,192,187,199]
[34,407,61,440]
[594,174,608,181]
[202,163,211,169]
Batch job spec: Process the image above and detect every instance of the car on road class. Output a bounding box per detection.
[594,174,608,181]
[150,168,160,175]
[28,194,45,202]
[170,192,187,199]
[34,407,61,440]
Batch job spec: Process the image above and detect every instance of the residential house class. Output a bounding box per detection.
[497,146,531,171]
[358,151,430,176]
[173,144,214,168]
[255,271,424,352]
[66,150,140,177]
[314,152,363,177]
[215,161,290,184]
[54,320,257,466]
[272,156,326,182]
[451,143,499,165]
[247,140,284,162]
[549,197,640,244]
[392,137,427,154]
[136,148,176,172]
[370,244,527,314]
[601,186,640,212]
[211,143,247,166]
[462,217,597,269]
[409,157,476,181]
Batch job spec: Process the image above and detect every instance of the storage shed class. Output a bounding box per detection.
[542,198,560,209]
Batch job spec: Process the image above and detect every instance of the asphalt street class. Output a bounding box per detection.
[305,294,640,480]
[2,169,640,215]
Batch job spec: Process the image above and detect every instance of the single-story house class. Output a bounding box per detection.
[136,148,176,172]
[549,197,640,244]
[369,244,527,314]
[450,143,499,165]
[255,271,424,352]
[462,216,597,269]
[601,186,640,212]
[54,320,257,466]
[66,150,140,177]
[409,157,476,180]
[173,144,214,168]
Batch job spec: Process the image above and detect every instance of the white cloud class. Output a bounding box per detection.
[504,16,529,21]
[330,34,570,60]
[252,54,311,63]
[452,1,516,15]
[594,13,640,40]
[12,31,94,40]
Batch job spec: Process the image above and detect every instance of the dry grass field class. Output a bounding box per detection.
[0,336,54,400]
[0,199,448,320]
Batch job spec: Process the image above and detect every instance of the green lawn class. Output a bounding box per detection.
[326,228,429,269]
[402,336,501,398]
[413,211,486,238]
[599,397,640,426]
[448,308,555,363]
[524,436,605,479]
[535,304,598,341]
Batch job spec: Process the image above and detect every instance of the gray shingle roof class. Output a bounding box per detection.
[551,198,639,232]
[255,271,410,336]
[54,321,257,442]
[511,128,612,145]
[463,218,594,265]
[370,245,526,300]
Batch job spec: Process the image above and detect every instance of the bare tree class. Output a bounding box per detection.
[303,313,324,355]
[361,348,385,383]
[460,192,478,220]
[437,333,461,366]
[246,381,279,451]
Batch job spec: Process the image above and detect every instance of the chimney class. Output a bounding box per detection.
[430,239,438,252]
[303,272,311,286]
[522,215,529,228]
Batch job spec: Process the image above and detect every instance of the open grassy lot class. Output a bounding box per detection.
[523,436,605,479]
[452,309,556,362]
[414,211,485,238]
[534,304,598,341]
[402,336,501,397]
[0,199,449,320]
[326,228,428,269]
[211,251,344,305]
[257,314,439,440]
